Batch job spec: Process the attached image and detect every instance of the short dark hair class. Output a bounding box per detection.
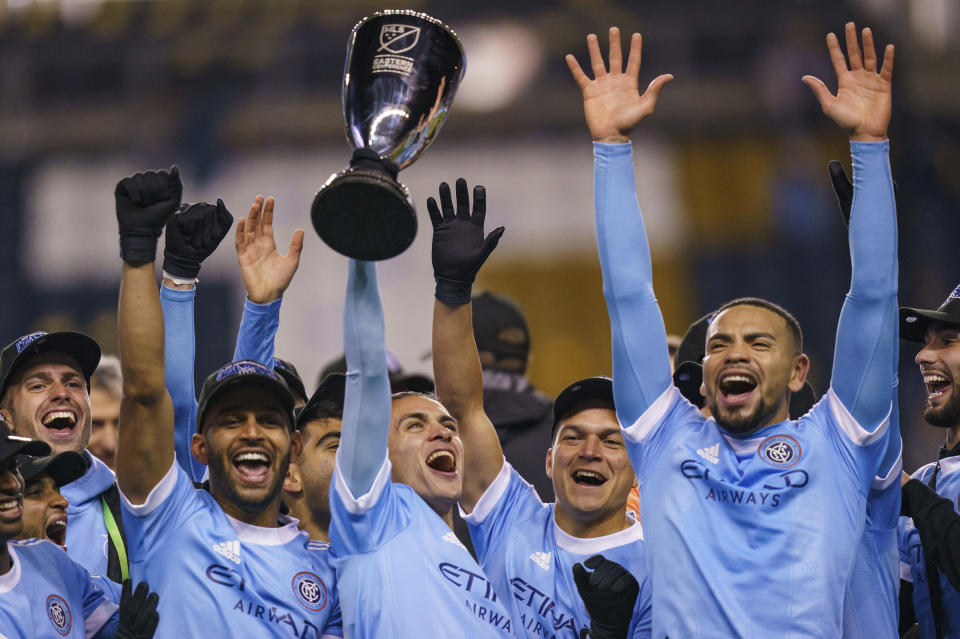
[711,297,803,353]
[296,397,344,431]
[391,390,438,403]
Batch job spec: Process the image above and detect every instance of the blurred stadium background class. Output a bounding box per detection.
[0,0,956,471]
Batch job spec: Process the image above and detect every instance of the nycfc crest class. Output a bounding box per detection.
[46,594,72,636]
[291,571,328,611]
[758,434,802,468]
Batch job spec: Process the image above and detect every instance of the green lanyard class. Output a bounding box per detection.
[100,495,129,582]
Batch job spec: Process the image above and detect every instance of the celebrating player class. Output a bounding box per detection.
[428,178,651,637]
[0,421,160,638]
[568,23,898,636]
[113,167,341,638]
[282,373,345,542]
[328,256,513,637]
[898,285,960,637]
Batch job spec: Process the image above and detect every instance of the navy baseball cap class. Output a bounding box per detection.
[551,376,615,439]
[196,360,296,432]
[900,284,960,343]
[0,418,50,463]
[0,331,101,400]
[272,357,308,404]
[18,451,87,487]
[297,373,346,430]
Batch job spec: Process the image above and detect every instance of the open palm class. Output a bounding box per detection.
[803,23,893,141]
[567,28,673,143]
[235,196,304,304]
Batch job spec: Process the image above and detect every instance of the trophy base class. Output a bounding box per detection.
[311,169,417,261]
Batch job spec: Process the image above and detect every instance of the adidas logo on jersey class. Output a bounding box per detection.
[442,531,467,552]
[212,540,241,564]
[530,551,552,571]
[697,443,720,464]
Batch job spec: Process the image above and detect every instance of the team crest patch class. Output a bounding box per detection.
[291,571,327,611]
[46,594,71,635]
[758,434,801,468]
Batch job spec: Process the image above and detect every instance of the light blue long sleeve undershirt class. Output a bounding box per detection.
[232,297,282,365]
[337,259,392,498]
[594,140,898,432]
[161,287,284,483]
[160,285,205,482]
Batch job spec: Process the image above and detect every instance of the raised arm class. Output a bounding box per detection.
[428,178,505,511]
[161,200,233,481]
[566,28,674,426]
[804,23,898,430]
[115,168,182,503]
[233,196,303,364]
[337,259,392,497]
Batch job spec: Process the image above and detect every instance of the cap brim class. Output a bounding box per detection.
[900,307,960,343]
[553,377,614,424]
[673,361,705,408]
[275,367,308,403]
[0,435,50,462]
[19,451,87,486]
[298,373,347,429]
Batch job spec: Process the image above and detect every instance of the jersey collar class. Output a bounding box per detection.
[223,513,304,546]
[553,516,644,554]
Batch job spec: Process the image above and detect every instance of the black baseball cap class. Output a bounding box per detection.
[272,357,308,403]
[318,352,434,394]
[900,284,960,343]
[0,331,101,400]
[472,291,530,369]
[196,360,296,432]
[551,376,615,439]
[18,451,87,487]
[297,373,346,430]
[0,418,50,463]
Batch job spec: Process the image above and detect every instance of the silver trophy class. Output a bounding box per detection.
[311,10,466,260]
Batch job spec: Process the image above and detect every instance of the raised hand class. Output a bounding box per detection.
[802,23,893,141]
[235,196,304,305]
[163,199,233,280]
[572,555,640,639]
[566,27,674,144]
[115,167,183,263]
[428,178,504,306]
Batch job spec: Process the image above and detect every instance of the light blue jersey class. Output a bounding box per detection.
[330,460,514,637]
[593,140,898,637]
[625,388,890,636]
[899,455,960,638]
[843,397,902,639]
[61,451,116,585]
[0,539,118,638]
[331,259,514,638]
[120,462,342,638]
[463,461,651,638]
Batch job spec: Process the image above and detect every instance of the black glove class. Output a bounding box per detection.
[428,178,505,306]
[572,555,640,639]
[828,160,898,229]
[116,579,160,639]
[115,167,183,263]
[162,199,233,279]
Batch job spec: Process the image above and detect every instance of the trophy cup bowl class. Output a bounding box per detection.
[312,10,466,261]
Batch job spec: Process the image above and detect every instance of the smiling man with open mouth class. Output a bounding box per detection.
[16,450,86,550]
